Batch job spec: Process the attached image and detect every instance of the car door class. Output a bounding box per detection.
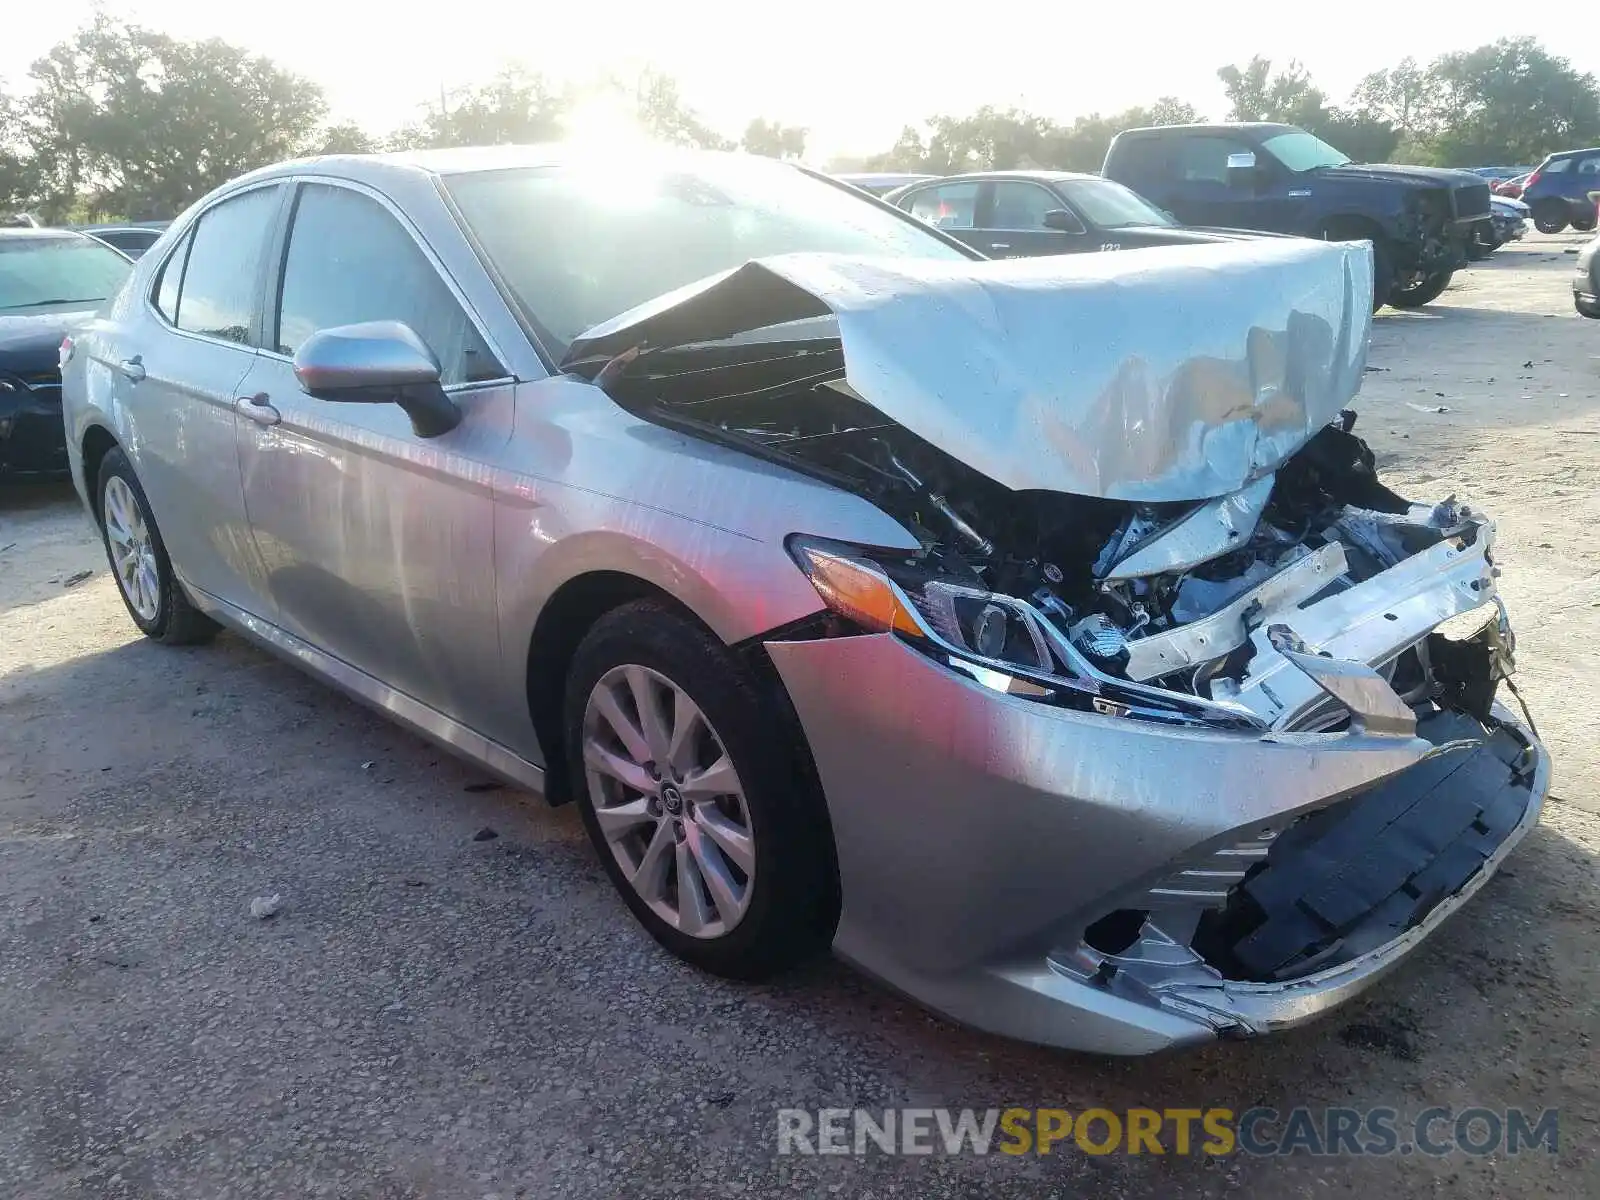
[983,181,1089,257]
[1152,134,1266,228]
[898,181,989,253]
[236,179,516,728]
[106,184,283,616]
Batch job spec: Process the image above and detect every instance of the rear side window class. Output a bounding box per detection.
[274,183,503,385]
[905,182,980,230]
[1542,157,1572,174]
[1107,136,1168,185]
[173,186,280,344]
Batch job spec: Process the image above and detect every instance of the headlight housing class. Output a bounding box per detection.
[787,536,1263,730]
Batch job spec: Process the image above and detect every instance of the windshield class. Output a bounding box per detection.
[444,157,971,353]
[1055,179,1175,229]
[1260,130,1352,173]
[0,235,132,310]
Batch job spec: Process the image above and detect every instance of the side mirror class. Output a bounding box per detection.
[1226,151,1261,190]
[292,320,462,439]
[1043,208,1081,233]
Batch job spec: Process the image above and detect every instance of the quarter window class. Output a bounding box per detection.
[274,184,503,385]
[153,228,193,322]
[173,186,280,344]
[906,182,980,230]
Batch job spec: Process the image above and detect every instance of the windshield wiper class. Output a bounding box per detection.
[0,297,102,310]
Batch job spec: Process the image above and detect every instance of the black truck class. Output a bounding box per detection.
[1103,123,1493,309]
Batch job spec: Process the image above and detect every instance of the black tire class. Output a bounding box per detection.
[563,599,838,980]
[1576,295,1600,319]
[1465,232,1496,261]
[1571,213,1597,233]
[1388,269,1453,309]
[95,447,218,645]
[1533,201,1568,234]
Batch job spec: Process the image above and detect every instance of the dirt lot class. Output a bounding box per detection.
[2,235,1597,1199]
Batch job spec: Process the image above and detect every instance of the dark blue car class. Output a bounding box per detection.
[1520,148,1600,233]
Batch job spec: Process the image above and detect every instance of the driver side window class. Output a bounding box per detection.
[273,183,504,385]
[1176,137,1257,184]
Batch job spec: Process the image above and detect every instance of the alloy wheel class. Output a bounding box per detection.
[103,475,161,622]
[581,664,756,939]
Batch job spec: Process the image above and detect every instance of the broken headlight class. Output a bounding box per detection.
[788,539,1051,672]
[787,537,1262,729]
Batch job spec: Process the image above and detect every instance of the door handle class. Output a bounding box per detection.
[236,393,281,426]
[118,356,146,383]
[989,242,1011,250]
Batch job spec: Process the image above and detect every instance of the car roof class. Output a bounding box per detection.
[1549,147,1600,159]
[0,227,95,243]
[897,169,1102,185]
[1115,122,1300,138]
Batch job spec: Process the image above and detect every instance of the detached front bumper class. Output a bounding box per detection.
[766,633,1548,1055]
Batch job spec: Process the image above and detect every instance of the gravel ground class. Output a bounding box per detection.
[2,235,1597,1199]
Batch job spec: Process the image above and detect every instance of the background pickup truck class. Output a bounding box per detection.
[1103,122,1493,310]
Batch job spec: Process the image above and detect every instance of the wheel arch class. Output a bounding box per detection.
[1317,214,1387,244]
[80,424,120,519]
[525,571,710,806]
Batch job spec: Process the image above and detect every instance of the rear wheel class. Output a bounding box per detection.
[1571,212,1597,233]
[95,447,218,644]
[1388,269,1453,309]
[563,600,837,980]
[1533,201,1569,234]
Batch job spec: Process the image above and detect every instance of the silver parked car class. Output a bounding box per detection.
[61,146,1549,1055]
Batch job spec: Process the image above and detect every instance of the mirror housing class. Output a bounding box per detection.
[292,321,462,439]
[1043,208,1081,233]
[1225,151,1261,190]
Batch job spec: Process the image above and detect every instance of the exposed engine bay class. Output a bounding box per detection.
[578,323,1515,735]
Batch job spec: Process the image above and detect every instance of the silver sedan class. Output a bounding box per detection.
[60,146,1548,1055]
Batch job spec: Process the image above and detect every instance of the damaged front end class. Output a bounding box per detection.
[566,241,1546,1049]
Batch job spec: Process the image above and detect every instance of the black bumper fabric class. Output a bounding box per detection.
[0,375,68,479]
[1197,711,1536,982]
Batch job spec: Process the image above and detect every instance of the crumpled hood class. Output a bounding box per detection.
[1312,163,1485,189]
[565,238,1372,502]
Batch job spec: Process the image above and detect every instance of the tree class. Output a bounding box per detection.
[392,67,565,150]
[1218,57,1399,163]
[741,117,806,159]
[633,71,731,150]
[24,16,327,220]
[1350,58,1433,137]
[1218,57,1327,126]
[316,121,378,155]
[0,87,39,215]
[1425,37,1600,166]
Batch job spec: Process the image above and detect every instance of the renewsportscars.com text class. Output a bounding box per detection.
[776,1106,1559,1157]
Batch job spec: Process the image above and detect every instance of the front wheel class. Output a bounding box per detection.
[564,600,838,980]
[1388,269,1453,309]
[1465,232,1496,261]
[1533,201,1569,234]
[95,447,217,644]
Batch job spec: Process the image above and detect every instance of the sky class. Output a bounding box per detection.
[4,2,1597,162]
